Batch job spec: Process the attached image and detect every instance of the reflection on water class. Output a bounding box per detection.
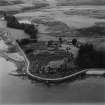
[0,57,105,104]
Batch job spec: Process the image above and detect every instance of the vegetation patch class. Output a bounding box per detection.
[75,43,105,69]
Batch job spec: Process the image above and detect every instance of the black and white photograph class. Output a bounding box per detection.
[0,0,105,105]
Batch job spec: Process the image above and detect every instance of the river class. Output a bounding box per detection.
[0,56,105,104]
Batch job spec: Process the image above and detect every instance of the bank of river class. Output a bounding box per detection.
[0,55,105,104]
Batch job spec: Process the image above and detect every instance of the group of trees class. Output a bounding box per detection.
[75,43,105,69]
[4,14,38,40]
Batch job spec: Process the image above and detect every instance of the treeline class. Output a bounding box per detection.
[77,25,105,36]
[4,14,38,39]
[75,43,105,69]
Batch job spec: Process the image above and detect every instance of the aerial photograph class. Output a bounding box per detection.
[0,0,105,105]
